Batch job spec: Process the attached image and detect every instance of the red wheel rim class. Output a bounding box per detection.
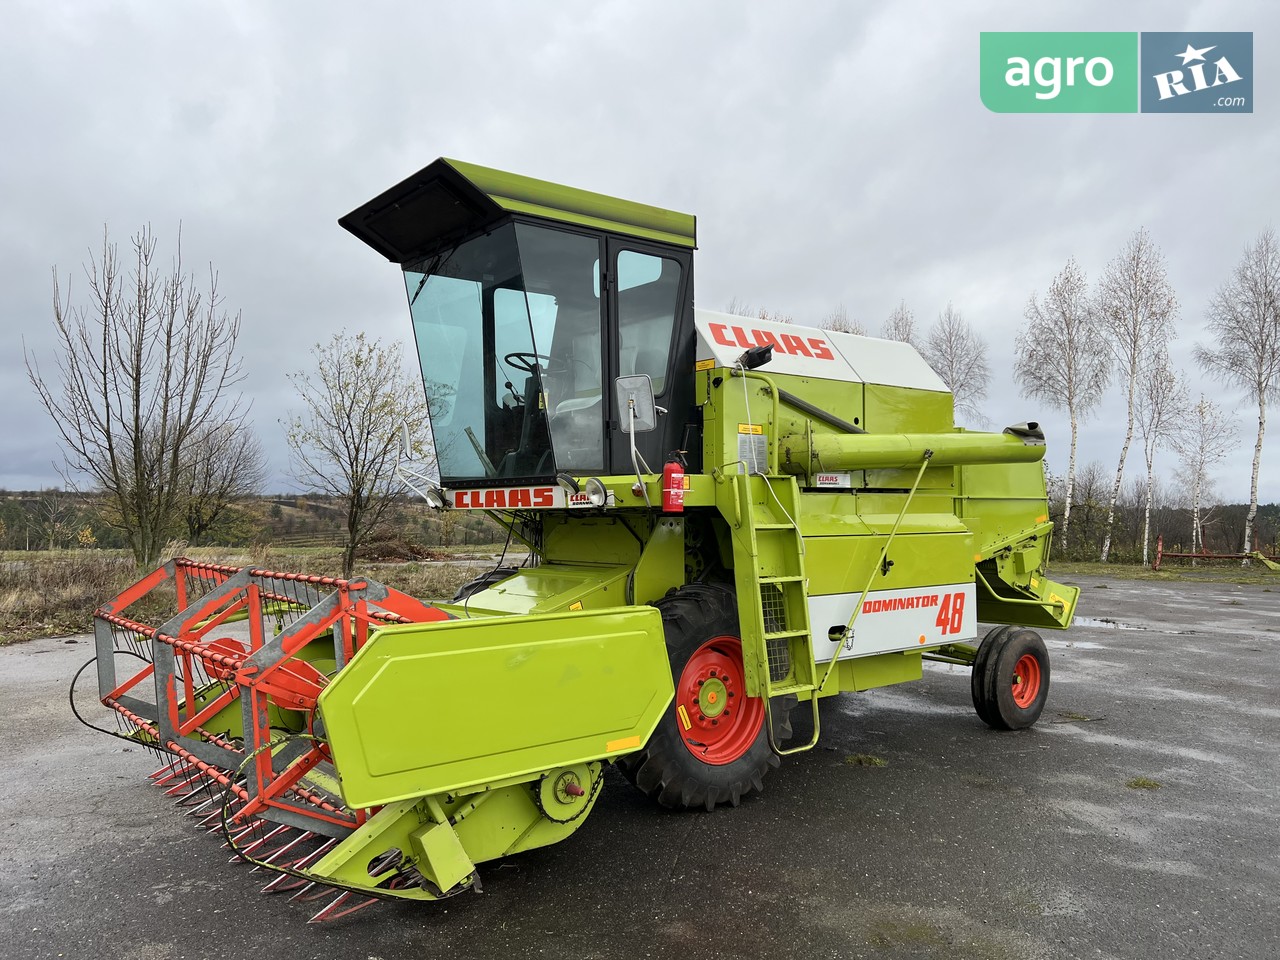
[675,636,765,765]
[1011,653,1042,708]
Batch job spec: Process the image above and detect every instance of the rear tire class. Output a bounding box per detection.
[616,583,780,811]
[971,626,1050,730]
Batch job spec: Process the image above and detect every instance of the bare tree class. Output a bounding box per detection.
[822,303,866,335]
[881,300,918,346]
[25,226,248,568]
[1096,228,1179,562]
[1170,394,1237,556]
[1134,353,1187,565]
[920,302,990,422]
[183,423,268,544]
[1067,459,1109,557]
[1195,228,1280,558]
[284,332,432,578]
[724,298,793,323]
[34,488,76,550]
[1014,257,1111,554]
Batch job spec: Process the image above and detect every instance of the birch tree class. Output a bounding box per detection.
[284,332,432,578]
[1195,227,1280,557]
[921,302,989,422]
[1096,228,1179,562]
[24,226,249,568]
[1170,394,1237,555]
[1014,257,1111,554]
[1134,353,1187,565]
[881,300,918,346]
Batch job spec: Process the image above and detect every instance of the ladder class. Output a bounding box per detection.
[729,472,820,754]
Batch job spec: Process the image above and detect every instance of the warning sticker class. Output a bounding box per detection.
[737,431,767,473]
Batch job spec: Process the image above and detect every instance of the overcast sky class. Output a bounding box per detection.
[2,1,1275,507]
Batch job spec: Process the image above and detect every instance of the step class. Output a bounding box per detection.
[759,575,805,585]
[763,629,811,641]
[754,522,799,530]
[767,680,817,696]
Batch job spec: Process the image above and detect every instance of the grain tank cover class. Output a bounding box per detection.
[694,311,948,391]
[340,158,697,263]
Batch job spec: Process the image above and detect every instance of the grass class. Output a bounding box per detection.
[1126,776,1163,791]
[0,545,512,645]
[1053,560,1280,586]
[843,753,888,767]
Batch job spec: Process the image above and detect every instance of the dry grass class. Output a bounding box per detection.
[0,547,510,645]
[1053,560,1280,585]
[843,753,888,768]
[1126,776,1162,791]
[0,552,139,643]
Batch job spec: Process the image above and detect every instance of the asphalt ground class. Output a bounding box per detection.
[1,573,1276,960]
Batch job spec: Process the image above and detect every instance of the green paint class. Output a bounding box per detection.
[318,606,672,807]
[446,158,696,247]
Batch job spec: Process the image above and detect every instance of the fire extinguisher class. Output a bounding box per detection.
[662,451,688,514]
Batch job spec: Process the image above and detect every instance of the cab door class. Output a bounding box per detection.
[604,238,695,474]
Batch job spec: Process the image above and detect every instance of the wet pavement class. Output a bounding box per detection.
[1,574,1277,960]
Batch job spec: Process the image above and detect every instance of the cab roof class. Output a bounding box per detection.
[339,158,696,264]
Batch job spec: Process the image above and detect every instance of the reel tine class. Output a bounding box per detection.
[149,758,184,782]
[262,873,311,895]
[308,891,379,924]
[153,761,192,787]
[163,770,205,797]
[251,830,315,870]
[238,824,293,856]
[293,837,338,870]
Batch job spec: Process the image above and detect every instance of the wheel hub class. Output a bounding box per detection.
[697,675,729,718]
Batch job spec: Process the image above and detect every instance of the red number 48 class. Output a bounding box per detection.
[935,592,965,635]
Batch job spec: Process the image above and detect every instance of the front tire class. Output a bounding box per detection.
[617,583,779,810]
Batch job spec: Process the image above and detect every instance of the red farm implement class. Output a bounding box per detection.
[75,558,451,920]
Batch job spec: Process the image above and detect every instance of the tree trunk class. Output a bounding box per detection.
[343,492,363,579]
[1060,410,1079,556]
[1243,394,1267,562]
[1100,378,1136,562]
[1142,457,1155,567]
[1190,472,1201,565]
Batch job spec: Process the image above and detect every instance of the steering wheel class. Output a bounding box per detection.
[503,351,553,375]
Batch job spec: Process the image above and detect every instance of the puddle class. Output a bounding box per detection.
[1074,616,1146,631]
[1045,639,1107,650]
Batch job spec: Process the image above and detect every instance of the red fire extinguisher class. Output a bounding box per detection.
[662,451,687,513]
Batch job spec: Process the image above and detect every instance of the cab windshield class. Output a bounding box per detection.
[404,223,603,485]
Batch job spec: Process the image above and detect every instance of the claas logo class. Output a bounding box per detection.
[453,487,557,509]
[708,322,835,360]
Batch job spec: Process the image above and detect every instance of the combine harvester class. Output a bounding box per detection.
[78,159,1078,920]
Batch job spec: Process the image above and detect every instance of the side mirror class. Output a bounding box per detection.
[615,375,657,433]
[398,421,411,459]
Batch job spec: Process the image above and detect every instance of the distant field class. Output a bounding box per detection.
[0,545,515,644]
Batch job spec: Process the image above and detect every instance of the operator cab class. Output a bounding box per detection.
[340,159,697,487]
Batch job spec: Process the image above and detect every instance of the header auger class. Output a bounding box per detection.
[78,158,1078,918]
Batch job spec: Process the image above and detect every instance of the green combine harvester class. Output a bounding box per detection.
[81,159,1078,921]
